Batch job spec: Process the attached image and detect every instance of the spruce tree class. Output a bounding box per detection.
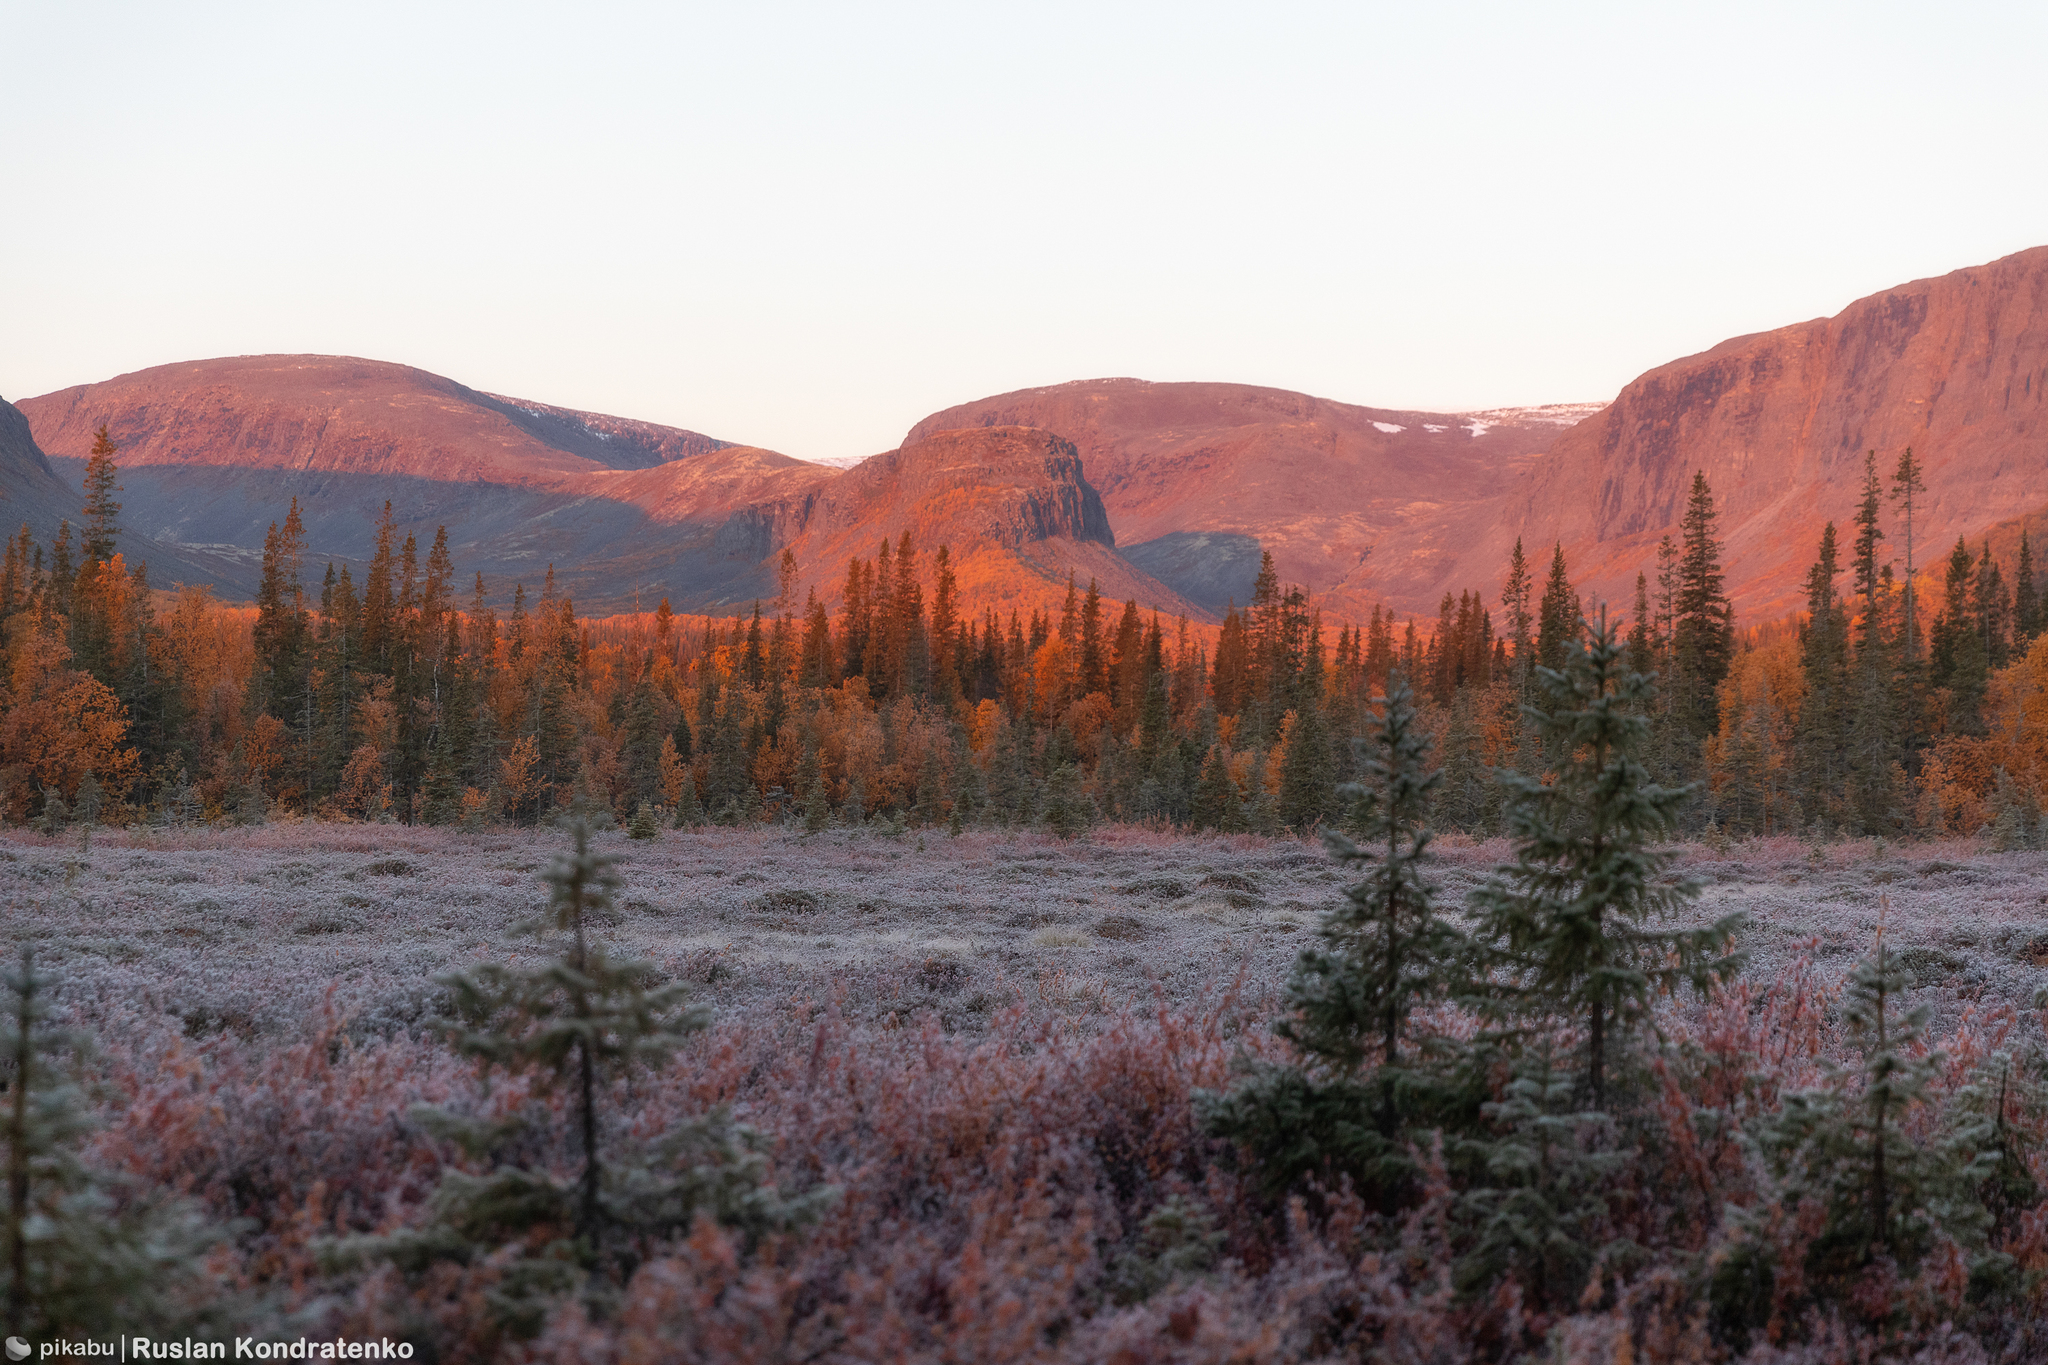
[1204,676,1468,1203]
[1502,537,1535,693]
[1452,1047,1629,1312]
[2015,528,2041,648]
[1794,524,1849,824]
[1714,919,2015,1341]
[1192,745,1235,832]
[1042,762,1094,839]
[3,951,213,1336]
[1670,471,1734,748]
[332,811,829,1334]
[1276,701,1335,832]
[1469,610,1742,1109]
[1891,448,1930,759]
[673,764,703,827]
[1535,543,1578,673]
[79,426,121,565]
[1933,537,1988,735]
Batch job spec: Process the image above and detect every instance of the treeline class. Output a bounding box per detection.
[1708,451,2048,841]
[5,435,2048,840]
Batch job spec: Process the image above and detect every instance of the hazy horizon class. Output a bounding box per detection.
[7,1,2045,462]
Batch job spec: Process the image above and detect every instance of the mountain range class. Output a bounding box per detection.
[8,245,2047,626]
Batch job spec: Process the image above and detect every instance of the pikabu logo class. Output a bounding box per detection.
[7,1339,29,1362]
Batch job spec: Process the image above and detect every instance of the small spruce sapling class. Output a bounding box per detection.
[1469,610,1742,1110]
[331,808,830,1334]
[1452,1045,1630,1312]
[2,951,213,1336]
[627,801,660,840]
[1713,903,2023,1339]
[673,767,703,828]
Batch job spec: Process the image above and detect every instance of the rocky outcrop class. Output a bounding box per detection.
[1438,246,2048,622]
[769,426,1199,618]
[905,379,1596,618]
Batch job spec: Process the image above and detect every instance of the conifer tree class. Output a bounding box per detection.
[1714,915,2014,1340]
[673,763,703,827]
[332,812,827,1332]
[1627,571,1654,676]
[1670,471,1734,747]
[1203,675,1465,1202]
[2015,528,2041,647]
[1932,537,1988,735]
[1452,1046,1628,1312]
[1469,610,1742,1109]
[1535,543,1578,673]
[1890,448,1929,758]
[1192,745,1234,832]
[1502,537,1535,692]
[1793,524,1849,824]
[3,950,212,1336]
[80,426,121,565]
[1042,762,1093,839]
[1276,700,1335,832]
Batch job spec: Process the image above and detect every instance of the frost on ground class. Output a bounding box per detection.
[7,823,2048,1356]
[9,823,2043,1048]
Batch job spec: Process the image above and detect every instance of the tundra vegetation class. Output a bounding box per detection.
[3,444,2048,1357]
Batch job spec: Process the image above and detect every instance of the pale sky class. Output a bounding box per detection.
[5,1,2045,462]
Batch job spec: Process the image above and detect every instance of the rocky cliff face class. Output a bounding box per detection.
[16,245,2048,626]
[906,379,1595,615]
[767,425,1199,618]
[1443,246,2048,622]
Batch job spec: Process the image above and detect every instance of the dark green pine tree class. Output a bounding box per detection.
[1192,744,1237,833]
[1535,542,1579,674]
[3,951,214,1336]
[1451,1045,1630,1314]
[1276,699,1336,832]
[420,726,464,826]
[1793,524,1849,826]
[1669,471,1735,752]
[1469,610,1743,1110]
[797,732,830,832]
[1931,537,1988,737]
[1502,537,1536,694]
[1202,675,1466,1203]
[1712,920,2015,1343]
[79,425,122,565]
[2015,528,2041,649]
[330,812,828,1335]
[617,679,666,813]
[1431,688,1489,834]
[1845,454,1902,832]
[1889,448,1930,763]
[1976,541,2013,670]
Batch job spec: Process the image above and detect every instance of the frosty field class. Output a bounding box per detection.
[11,824,2046,1045]
[8,823,2048,1360]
